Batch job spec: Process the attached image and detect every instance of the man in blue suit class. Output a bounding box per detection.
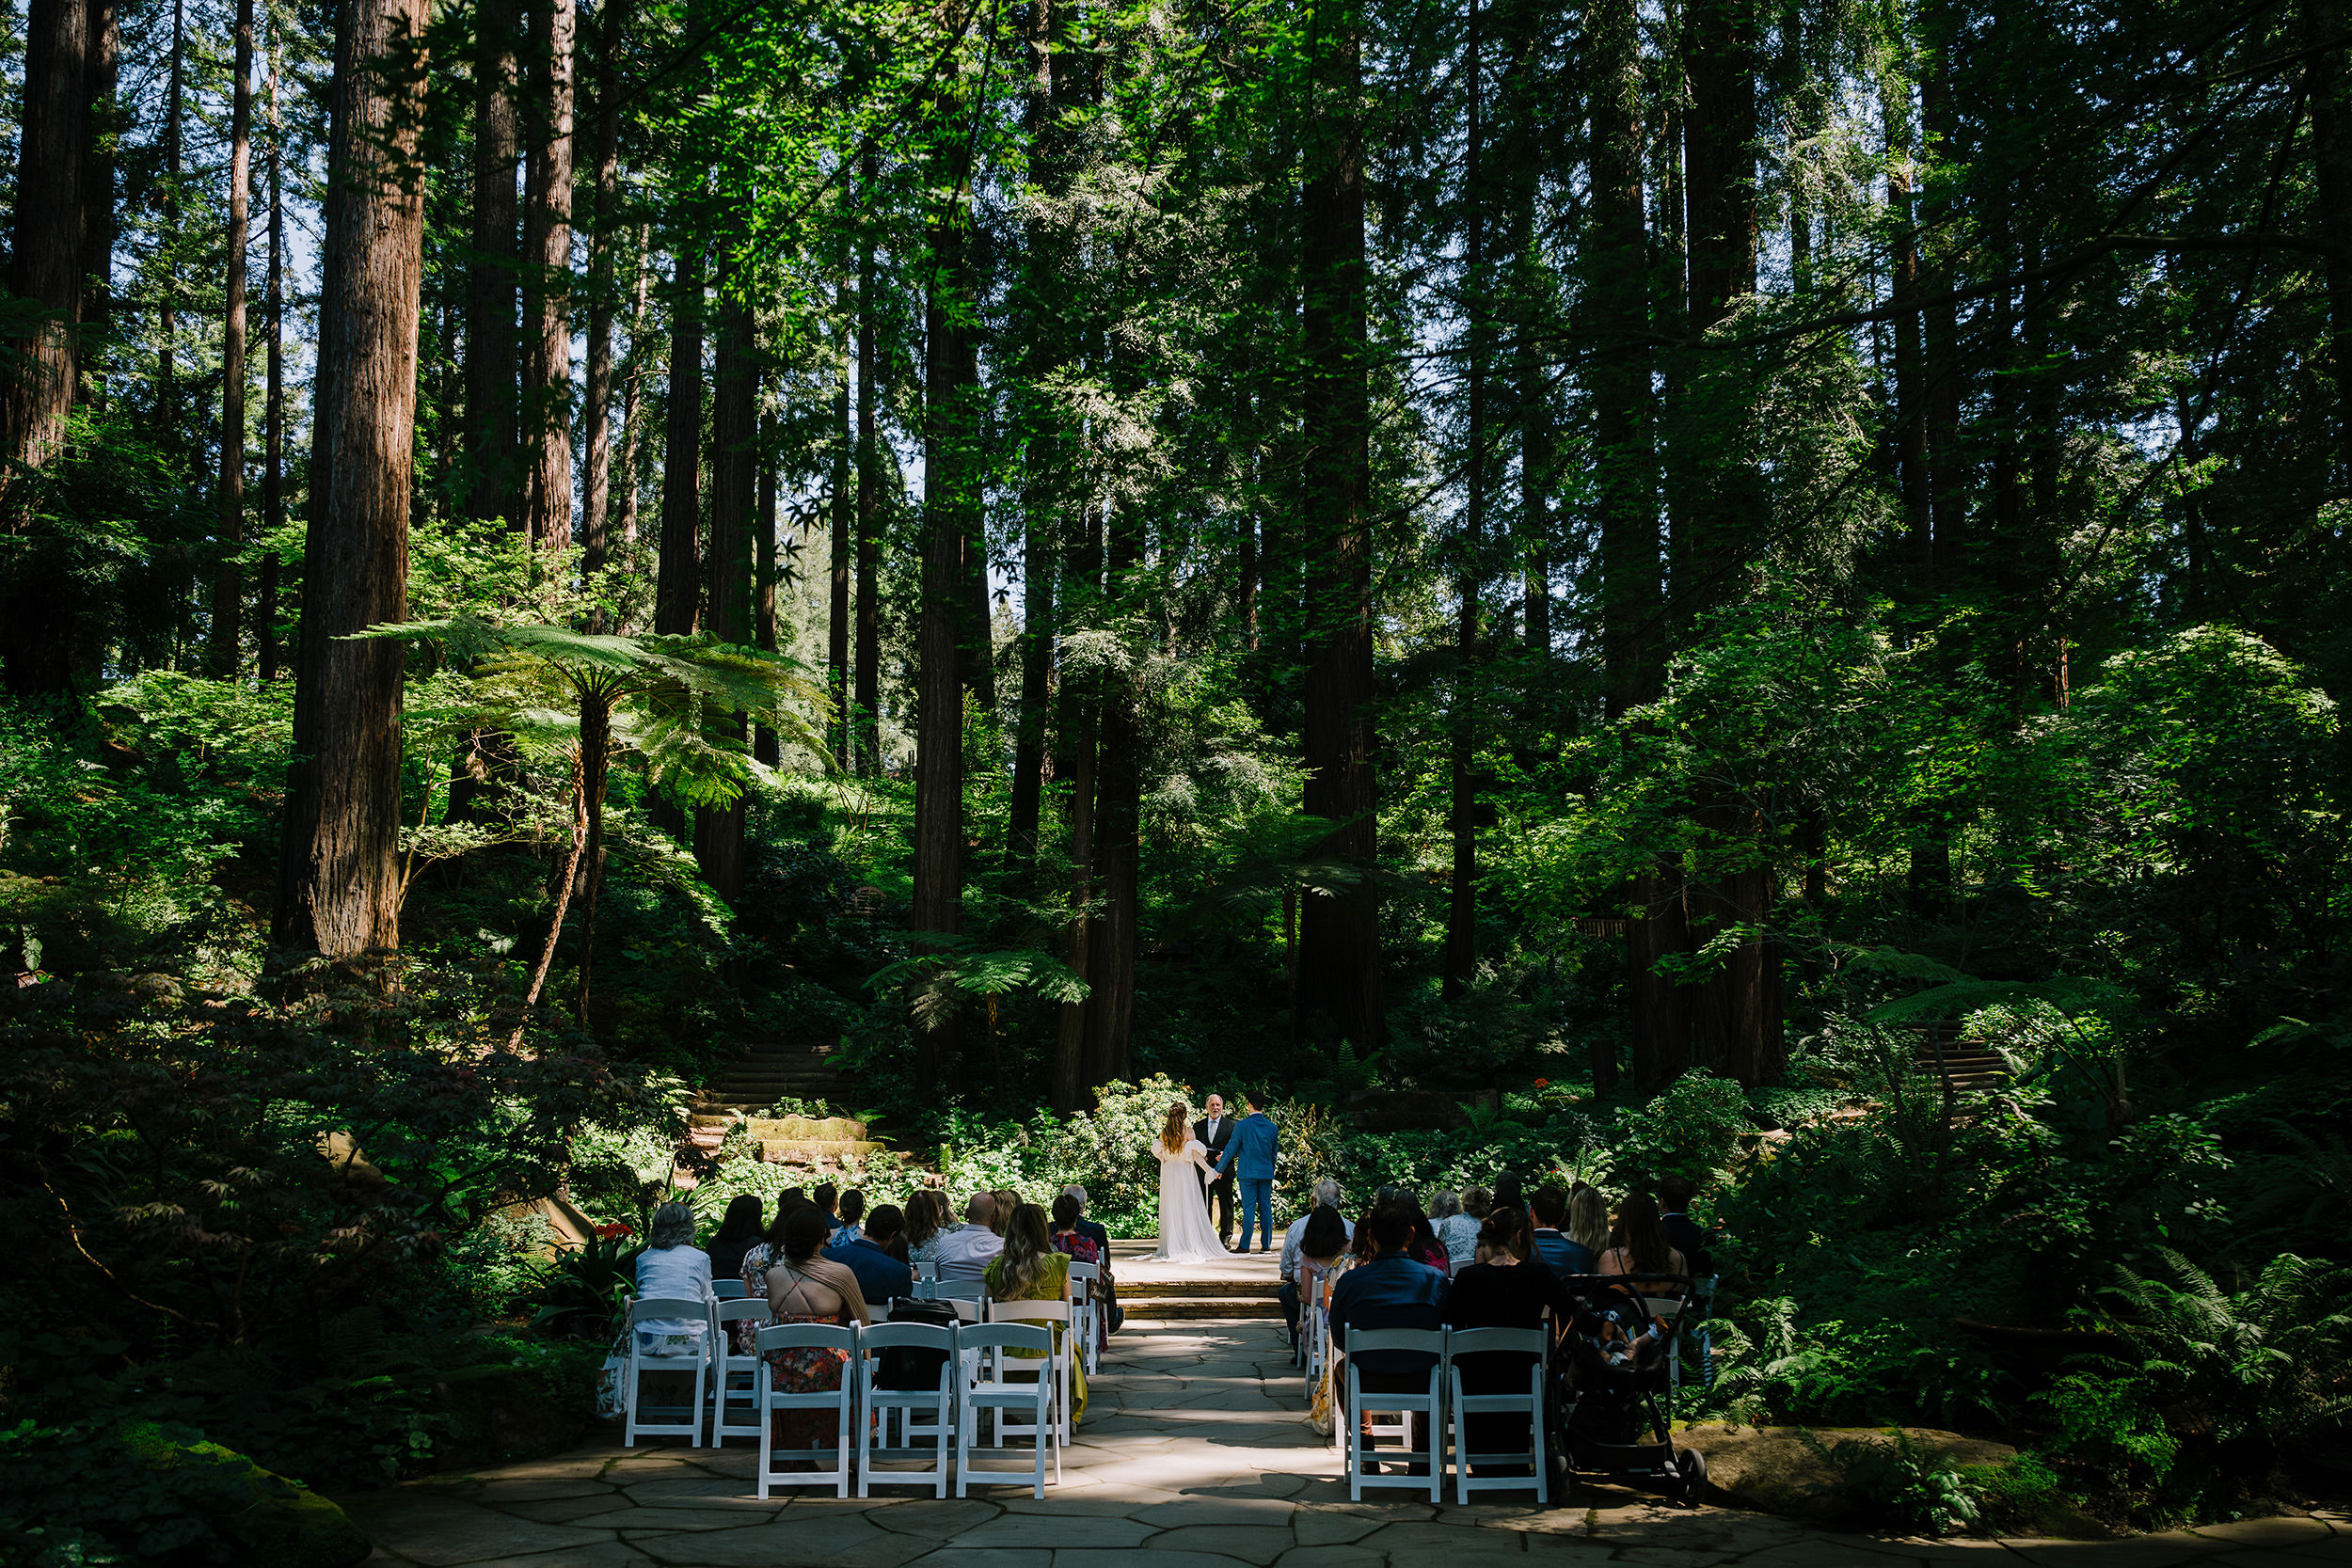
[1216,1091,1280,1253]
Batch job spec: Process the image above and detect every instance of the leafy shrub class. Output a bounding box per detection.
[1796,1427,1981,1536]
[1609,1071,1752,1184]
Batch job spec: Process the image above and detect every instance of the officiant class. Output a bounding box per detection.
[1194,1093,1237,1249]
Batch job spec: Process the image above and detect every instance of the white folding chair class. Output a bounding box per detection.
[988,1300,1074,1449]
[914,1259,941,1282]
[1443,1326,1548,1504]
[954,1323,1056,1498]
[624,1297,711,1449]
[753,1322,857,1498]
[713,1278,749,1300]
[1343,1327,1444,1502]
[931,1276,989,1304]
[711,1299,771,1446]
[1642,1293,1687,1388]
[1066,1261,1102,1376]
[854,1322,956,1497]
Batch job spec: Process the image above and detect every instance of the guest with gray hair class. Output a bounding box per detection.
[632,1200,715,1358]
[1278,1179,1356,1354]
[1431,1189,1480,1271]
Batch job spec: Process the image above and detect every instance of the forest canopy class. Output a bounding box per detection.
[1,0,2350,1544]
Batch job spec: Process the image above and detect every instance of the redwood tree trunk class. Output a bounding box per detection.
[655,245,704,642]
[468,0,521,525]
[853,145,882,776]
[259,43,283,681]
[694,293,753,907]
[206,0,254,680]
[521,0,575,546]
[1443,0,1487,1002]
[0,0,90,697]
[79,0,117,405]
[273,0,430,959]
[828,279,851,768]
[1296,0,1383,1054]
[912,59,981,1085]
[578,0,628,595]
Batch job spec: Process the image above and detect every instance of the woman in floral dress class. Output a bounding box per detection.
[755,1206,869,1451]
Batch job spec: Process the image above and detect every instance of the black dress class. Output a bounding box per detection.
[1441,1261,1577,1465]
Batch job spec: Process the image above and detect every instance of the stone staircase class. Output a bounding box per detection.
[1120,1277,1283,1322]
[682,1037,899,1174]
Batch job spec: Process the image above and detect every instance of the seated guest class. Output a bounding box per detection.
[1279,1182,1353,1349]
[1490,1171,1525,1216]
[762,1205,869,1454]
[834,1188,866,1245]
[735,1196,808,1349]
[704,1194,766,1282]
[1442,1206,1578,1473]
[631,1201,714,1418]
[1406,1200,1452,1275]
[934,1193,1007,1280]
[824,1200,913,1305]
[1295,1205,1352,1336]
[990,1189,1020,1237]
[1057,1186,1122,1336]
[985,1203,1089,1423]
[1328,1200,1451,1474]
[1462,1185,1493,1222]
[813,1182,842,1237]
[1530,1186,1597,1280]
[871,1202,914,1265]
[1595,1192,1688,1363]
[633,1199,715,1354]
[1431,1190,1480,1272]
[1655,1175,1714,1277]
[1567,1185,1612,1262]
[1049,1194,1103,1267]
[905,1191,949,1263]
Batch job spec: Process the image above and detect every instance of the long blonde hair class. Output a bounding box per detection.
[1161,1102,1189,1154]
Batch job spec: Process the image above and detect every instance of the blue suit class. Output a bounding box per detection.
[1216,1111,1279,1251]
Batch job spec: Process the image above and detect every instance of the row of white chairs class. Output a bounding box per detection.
[624,1299,1073,1497]
[1341,1326,1550,1506]
[708,1259,1105,1374]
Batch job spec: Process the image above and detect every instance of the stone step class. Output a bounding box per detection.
[1120,1297,1283,1320]
[1119,1278,1280,1298]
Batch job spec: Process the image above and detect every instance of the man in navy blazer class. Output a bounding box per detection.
[1215,1091,1281,1253]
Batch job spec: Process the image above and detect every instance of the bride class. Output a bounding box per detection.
[1149,1101,1227,1262]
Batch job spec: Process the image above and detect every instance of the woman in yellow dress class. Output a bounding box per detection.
[983,1202,1089,1427]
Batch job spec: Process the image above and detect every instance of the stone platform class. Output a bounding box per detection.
[1112,1239,1286,1321]
[339,1317,2352,1568]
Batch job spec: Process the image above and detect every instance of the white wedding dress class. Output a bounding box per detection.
[1151,1137,1227,1262]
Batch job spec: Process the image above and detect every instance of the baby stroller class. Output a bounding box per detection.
[1544,1273,1708,1505]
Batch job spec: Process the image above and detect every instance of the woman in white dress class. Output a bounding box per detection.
[1150,1101,1228,1261]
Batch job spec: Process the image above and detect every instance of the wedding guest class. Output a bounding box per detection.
[1279,1181,1353,1350]
[763,1206,868,1454]
[824,1201,913,1305]
[633,1200,715,1351]
[1294,1205,1351,1347]
[989,1189,1020,1237]
[834,1189,866,1244]
[984,1203,1089,1423]
[1057,1187,1122,1337]
[1431,1190,1480,1271]
[1600,1193,1688,1281]
[1049,1194,1102,1267]
[1462,1185,1494,1222]
[1491,1171,1526,1215]
[1530,1187,1597,1279]
[1328,1201,1450,1474]
[1655,1175,1714,1277]
[736,1196,811,1348]
[1406,1199,1453,1275]
[905,1191,949,1263]
[870,1202,914,1266]
[935,1193,1007,1280]
[704,1194,766,1281]
[1441,1207,1577,1474]
[1567,1186,1612,1260]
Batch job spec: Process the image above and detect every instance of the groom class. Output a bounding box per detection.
[1215,1092,1279,1253]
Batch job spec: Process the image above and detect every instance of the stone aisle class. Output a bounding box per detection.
[342,1319,2352,1568]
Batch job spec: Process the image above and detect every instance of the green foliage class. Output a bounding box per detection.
[520,1232,640,1340]
[1609,1072,1752,1184]
[1795,1428,1982,1537]
[0,1419,300,1566]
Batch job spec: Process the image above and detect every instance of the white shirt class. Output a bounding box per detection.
[1435,1212,1481,1270]
[933,1223,1006,1281]
[1279,1209,1355,1279]
[1204,1116,1223,1148]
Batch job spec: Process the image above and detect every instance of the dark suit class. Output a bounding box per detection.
[1194,1115,1236,1243]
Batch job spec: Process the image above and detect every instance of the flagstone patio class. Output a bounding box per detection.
[339,1318,2352,1568]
